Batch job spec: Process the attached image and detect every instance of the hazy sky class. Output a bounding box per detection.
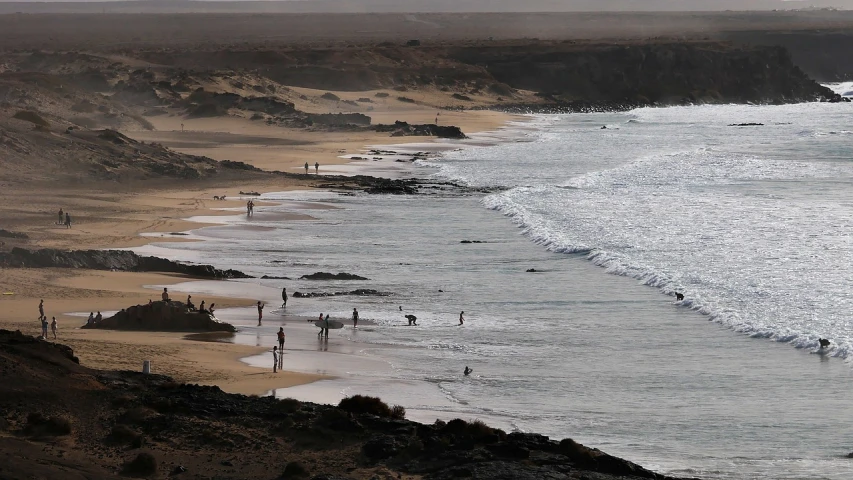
[1,0,852,10]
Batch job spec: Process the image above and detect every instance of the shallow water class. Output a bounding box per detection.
[137,101,853,479]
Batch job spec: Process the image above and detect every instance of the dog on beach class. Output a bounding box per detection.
[213,195,226,201]
[819,338,831,348]
[675,292,684,301]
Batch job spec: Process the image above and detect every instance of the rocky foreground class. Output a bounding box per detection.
[0,329,693,480]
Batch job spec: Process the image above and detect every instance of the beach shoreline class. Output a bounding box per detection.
[0,101,525,397]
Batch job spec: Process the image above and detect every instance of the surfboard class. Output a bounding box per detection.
[314,319,344,329]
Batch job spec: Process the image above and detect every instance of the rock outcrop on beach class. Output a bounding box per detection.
[299,272,369,280]
[292,288,389,298]
[374,121,467,139]
[0,328,688,480]
[0,248,252,279]
[82,301,236,332]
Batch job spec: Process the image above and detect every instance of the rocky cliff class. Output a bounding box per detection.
[449,42,839,106]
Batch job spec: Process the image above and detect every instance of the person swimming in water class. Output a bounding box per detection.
[464,366,472,376]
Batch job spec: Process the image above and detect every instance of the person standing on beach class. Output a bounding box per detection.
[277,327,285,369]
[57,209,63,225]
[257,301,265,326]
[64,212,71,228]
[315,162,319,174]
[41,316,48,338]
[38,299,44,319]
[459,311,465,325]
[272,346,279,373]
[352,308,359,328]
[281,287,287,308]
[323,313,330,338]
[50,317,57,339]
[304,162,309,174]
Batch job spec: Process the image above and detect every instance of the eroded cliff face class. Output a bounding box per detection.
[449,42,837,105]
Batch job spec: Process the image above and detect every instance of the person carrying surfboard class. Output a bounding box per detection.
[323,313,330,338]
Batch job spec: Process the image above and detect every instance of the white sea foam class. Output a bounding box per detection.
[435,103,853,361]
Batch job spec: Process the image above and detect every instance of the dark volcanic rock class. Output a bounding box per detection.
[0,229,28,239]
[0,248,252,279]
[83,301,236,332]
[299,272,368,281]
[292,289,388,298]
[451,43,838,106]
[375,121,465,139]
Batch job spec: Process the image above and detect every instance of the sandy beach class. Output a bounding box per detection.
[0,90,516,397]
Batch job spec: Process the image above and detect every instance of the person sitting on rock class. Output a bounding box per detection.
[94,311,102,323]
[199,300,207,314]
[162,288,170,302]
[208,303,215,316]
[186,294,195,311]
[87,312,94,325]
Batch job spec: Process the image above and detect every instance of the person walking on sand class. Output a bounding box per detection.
[38,299,44,318]
[352,307,359,328]
[64,212,71,228]
[272,346,279,373]
[281,287,287,308]
[50,316,57,339]
[257,301,265,326]
[304,162,309,174]
[57,208,63,225]
[315,162,319,174]
[459,311,465,326]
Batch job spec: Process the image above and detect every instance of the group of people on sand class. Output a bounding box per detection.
[246,199,255,216]
[56,208,72,228]
[86,311,103,325]
[304,162,320,174]
[37,299,57,340]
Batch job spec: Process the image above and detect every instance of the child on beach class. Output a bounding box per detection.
[50,317,57,339]
[272,346,279,373]
[257,301,264,326]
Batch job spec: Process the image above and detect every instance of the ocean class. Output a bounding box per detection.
[135,87,853,479]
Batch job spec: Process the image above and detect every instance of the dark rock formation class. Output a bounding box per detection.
[83,301,236,332]
[460,240,485,244]
[292,289,389,298]
[0,229,28,239]
[375,121,466,139]
[307,113,371,126]
[261,275,291,280]
[729,123,764,127]
[299,272,368,281]
[0,248,252,279]
[450,43,839,105]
